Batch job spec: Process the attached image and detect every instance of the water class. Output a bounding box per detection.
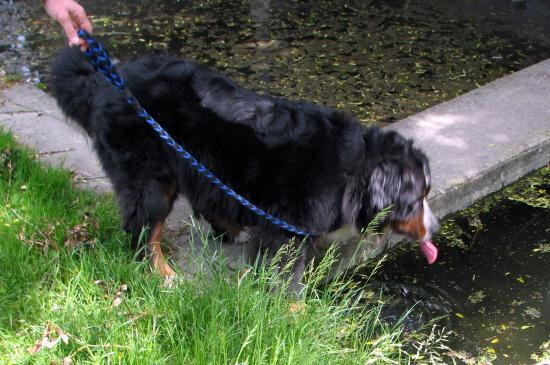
[373,178,550,363]
[13,0,550,125]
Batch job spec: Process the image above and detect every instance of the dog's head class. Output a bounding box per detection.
[347,128,439,263]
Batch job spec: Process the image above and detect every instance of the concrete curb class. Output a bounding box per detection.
[388,57,550,218]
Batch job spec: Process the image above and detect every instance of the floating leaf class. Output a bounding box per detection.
[468,290,486,304]
[524,307,541,319]
[533,243,550,254]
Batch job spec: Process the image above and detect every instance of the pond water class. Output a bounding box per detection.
[372,171,550,364]
[10,0,550,125]
[4,0,550,362]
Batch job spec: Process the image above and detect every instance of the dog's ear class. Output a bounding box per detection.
[367,162,402,213]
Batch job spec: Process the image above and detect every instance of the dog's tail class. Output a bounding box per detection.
[50,46,98,131]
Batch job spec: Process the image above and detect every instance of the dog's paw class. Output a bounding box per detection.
[162,272,177,288]
[159,261,177,287]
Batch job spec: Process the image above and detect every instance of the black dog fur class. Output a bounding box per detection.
[50,46,436,284]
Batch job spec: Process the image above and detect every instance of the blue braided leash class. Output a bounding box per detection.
[77,29,316,237]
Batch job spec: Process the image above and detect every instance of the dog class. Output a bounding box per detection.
[51,46,439,287]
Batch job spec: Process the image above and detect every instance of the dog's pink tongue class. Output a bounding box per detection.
[420,240,438,264]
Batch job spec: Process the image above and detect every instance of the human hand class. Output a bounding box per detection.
[43,0,93,50]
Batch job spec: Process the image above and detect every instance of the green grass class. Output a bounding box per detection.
[0,129,445,364]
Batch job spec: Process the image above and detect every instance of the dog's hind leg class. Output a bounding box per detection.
[148,219,177,281]
[119,178,178,281]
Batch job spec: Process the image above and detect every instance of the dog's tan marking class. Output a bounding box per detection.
[391,209,427,241]
[149,222,176,279]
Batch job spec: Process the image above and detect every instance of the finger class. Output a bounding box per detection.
[70,4,93,34]
[78,14,93,34]
[57,15,78,44]
[69,35,81,46]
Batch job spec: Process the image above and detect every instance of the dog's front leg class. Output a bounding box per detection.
[287,244,308,296]
[249,228,309,296]
[273,240,310,297]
